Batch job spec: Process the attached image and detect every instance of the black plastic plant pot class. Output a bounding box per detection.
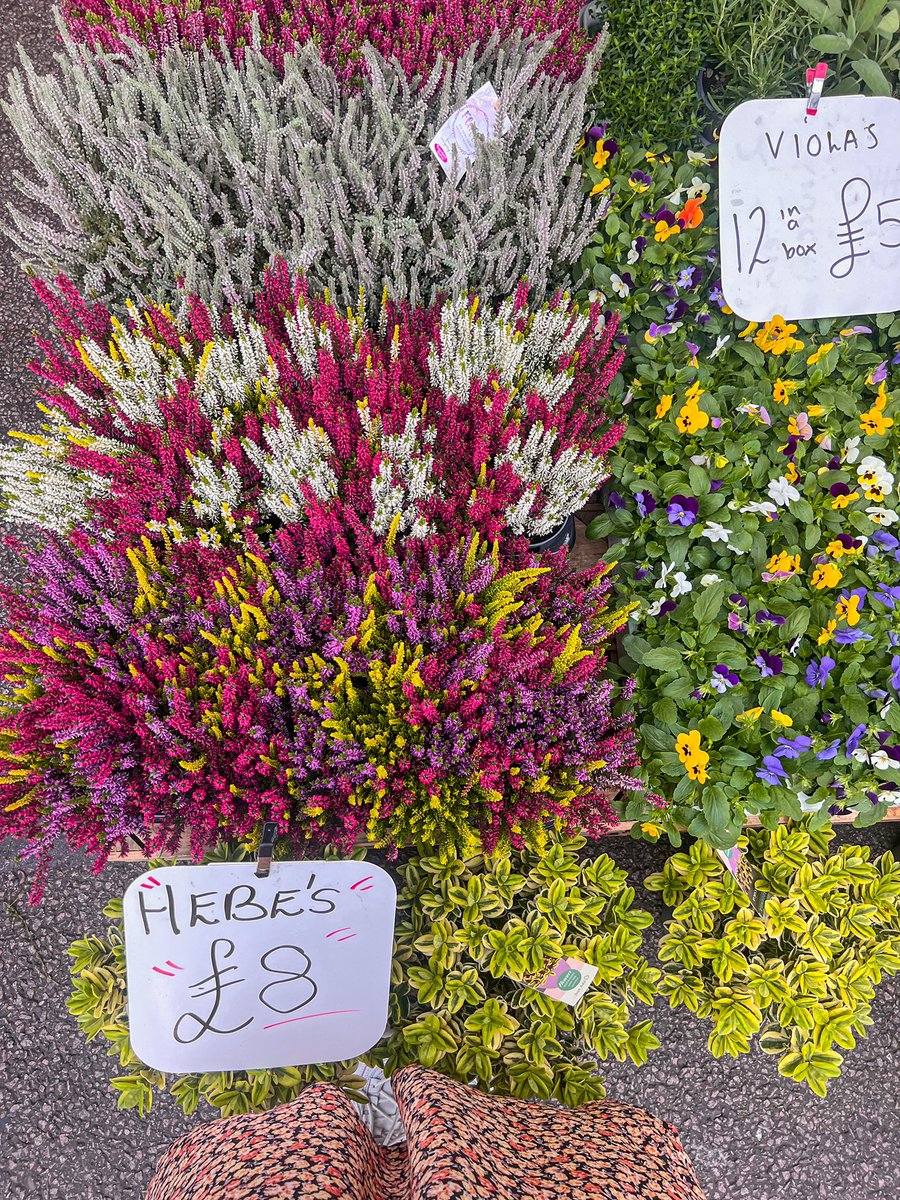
[696,62,726,120]
[528,513,577,555]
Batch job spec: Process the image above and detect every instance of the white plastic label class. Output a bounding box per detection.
[430,82,511,183]
[123,861,396,1073]
[719,96,900,321]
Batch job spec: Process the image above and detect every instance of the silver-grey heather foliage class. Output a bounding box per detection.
[6,17,604,315]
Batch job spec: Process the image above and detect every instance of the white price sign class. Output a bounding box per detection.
[719,96,900,321]
[123,861,396,1073]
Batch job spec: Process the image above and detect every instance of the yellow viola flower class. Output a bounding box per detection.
[675,402,709,434]
[806,342,835,366]
[684,381,705,403]
[835,593,862,625]
[640,822,661,840]
[590,178,611,196]
[817,620,836,644]
[807,404,824,417]
[675,729,704,764]
[826,538,862,559]
[738,321,759,340]
[771,710,793,727]
[772,379,799,405]
[766,551,801,576]
[811,562,843,589]
[830,490,859,510]
[654,218,681,242]
[685,757,709,783]
[592,144,611,171]
[784,462,800,484]
[860,406,893,436]
[754,315,804,355]
[655,393,674,419]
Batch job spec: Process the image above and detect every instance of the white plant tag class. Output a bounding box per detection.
[523,956,599,1006]
[430,82,511,183]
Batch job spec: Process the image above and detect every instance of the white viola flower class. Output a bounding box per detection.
[709,334,731,360]
[871,750,899,770]
[671,571,693,597]
[797,791,828,813]
[588,289,606,305]
[645,597,665,617]
[852,748,872,766]
[687,150,712,165]
[767,477,801,507]
[687,176,710,199]
[702,521,733,546]
[626,241,641,265]
[699,573,721,586]
[842,435,861,464]
[878,790,899,804]
[738,500,778,517]
[610,273,630,298]
[655,561,676,590]
[689,454,711,467]
[867,506,899,526]
[858,455,895,496]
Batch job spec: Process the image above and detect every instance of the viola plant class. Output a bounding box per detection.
[0,522,641,879]
[646,821,900,1096]
[0,269,625,548]
[383,836,660,1105]
[579,135,900,845]
[62,0,598,84]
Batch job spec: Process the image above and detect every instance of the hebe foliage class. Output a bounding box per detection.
[381,837,660,1106]
[68,839,659,1114]
[646,822,900,1096]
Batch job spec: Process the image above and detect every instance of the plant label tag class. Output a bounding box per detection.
[430,82,511,184]
[719,96,900,320]
[717,845,763,913]
[524,956,598,1006]
[123,861,396,1073]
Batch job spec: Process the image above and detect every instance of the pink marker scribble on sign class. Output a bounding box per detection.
[263,1009,360,1031]
[351,876,374,892]
[336,934,357,942]
[152,961,183,976]
[140,875,161,890]
[326,928,351,938]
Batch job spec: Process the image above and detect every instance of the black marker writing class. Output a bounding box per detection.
[732,206,769,275]
[259,945,318,1014]
[831,177,871,279]
[173,938,253,1044]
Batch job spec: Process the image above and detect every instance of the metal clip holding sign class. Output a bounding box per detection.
[805,61,828,117]
[255,821,278,878]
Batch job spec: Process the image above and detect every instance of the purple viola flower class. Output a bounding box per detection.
[805,656,836,688]
[730,593,748,607]
[817,738,841,760]
[709,283,725,308]
[711,417,723,429]
[830,482,853,499]
[633,235,647,257]
[727,612,745,632]
[685,340,700,357]
[635,490,656,518]
[647,321,676,340]
[666,299,689,321]
[587,124,607,141]
[659,600,678,616]
[757,755,790,786]
[697,312,712,326]
[834,629,872,644]
[667,495,699,526]
[710,664,739,693]
[872,585,900,609]
[821,712,833,724]
[635,567,650,580]
[827,456,842,470]
[653,206,677,224]
[846,724,867,753]
[893,349,900,365]
[607,491,625,510]
[869,360,888,385]
[891,656,900,691]
[755,610,786,626]
[710,480,722,492]
[755,651,783,678]
[690,688,704,700]
[870,531,900,556]
[631,169,652,187]
[774,735,812,759]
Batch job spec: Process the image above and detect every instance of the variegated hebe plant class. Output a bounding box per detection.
[1,267,625,546]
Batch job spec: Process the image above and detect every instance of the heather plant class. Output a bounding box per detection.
[62,0,597,83]
[6,30,601,312]
[69,838,660,1114]
[647,822,900,1096]
[0,522,640,877]
[577,136,900,846]
[382,837,660,1105]
[0,269,625,547]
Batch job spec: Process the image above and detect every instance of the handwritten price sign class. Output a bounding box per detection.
[719,96,900,321]
[123,861,396,1073]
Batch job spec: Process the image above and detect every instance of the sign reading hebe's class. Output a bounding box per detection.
[719,96,900,321]
[123,861,396,1073]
